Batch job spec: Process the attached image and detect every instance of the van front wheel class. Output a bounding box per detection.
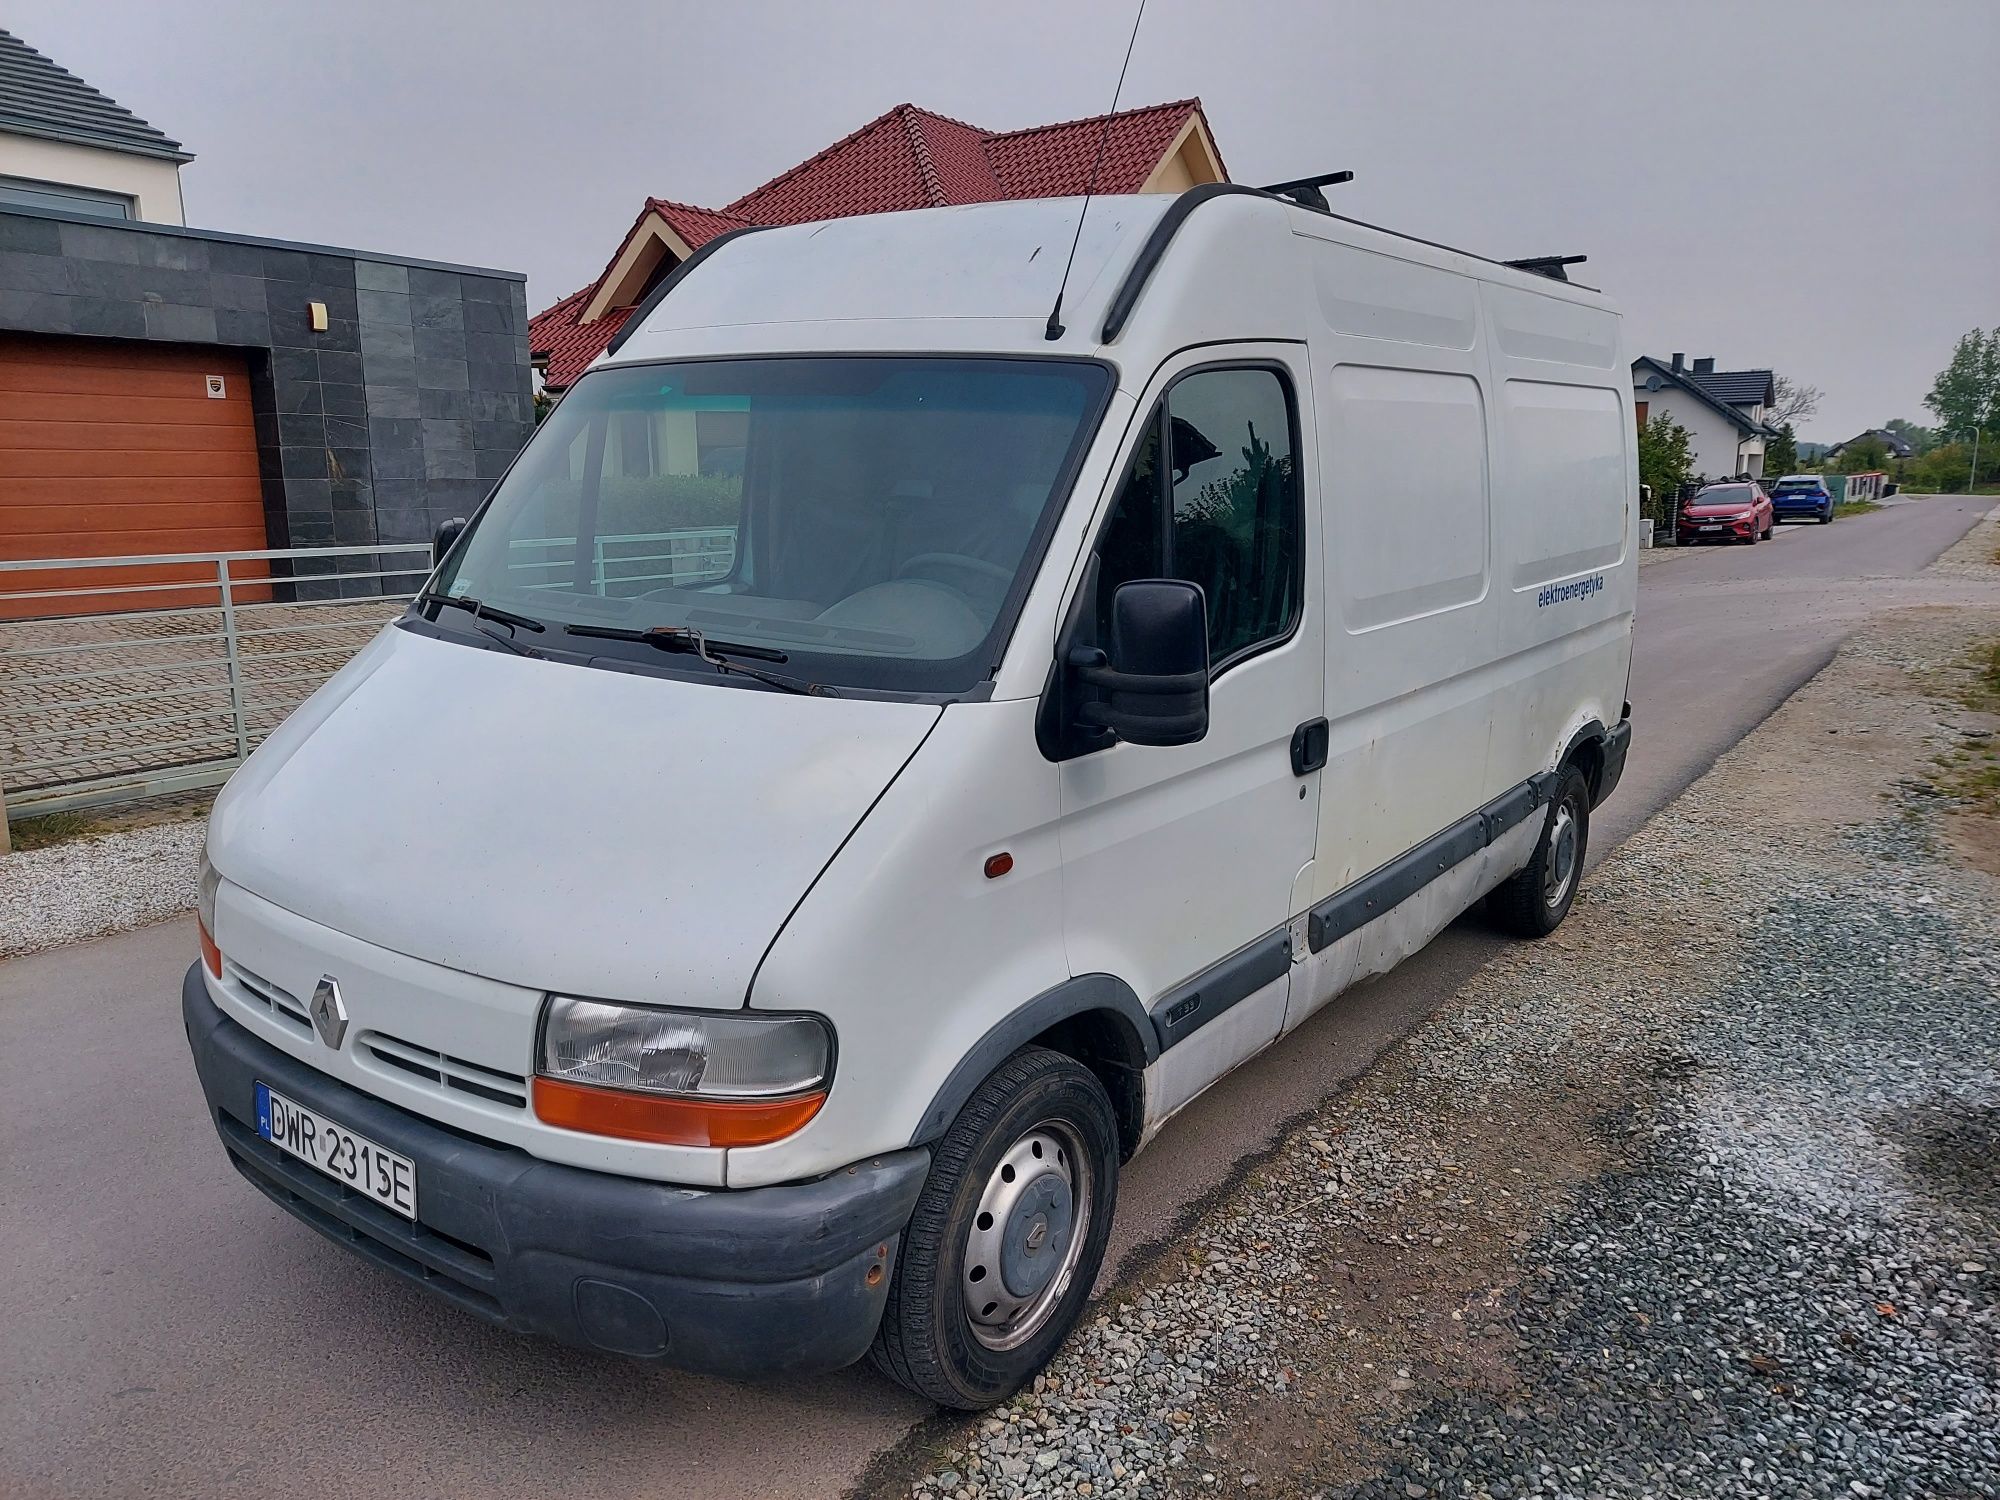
[1490,764,1591,938]
[871,1047,1119,1409]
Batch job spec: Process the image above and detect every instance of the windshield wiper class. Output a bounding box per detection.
[565,624,836,697]
[416,591,547,635]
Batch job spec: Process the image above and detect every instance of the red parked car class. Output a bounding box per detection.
[1677,481,1775,545]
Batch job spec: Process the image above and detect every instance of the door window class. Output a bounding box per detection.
[1096,367,1301,668]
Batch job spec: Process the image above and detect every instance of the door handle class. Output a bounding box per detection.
[1290,717,1329,776]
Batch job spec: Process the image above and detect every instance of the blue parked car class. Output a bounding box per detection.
[1770,474,1835,524]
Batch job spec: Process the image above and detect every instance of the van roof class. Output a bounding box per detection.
[602,188,1615,374]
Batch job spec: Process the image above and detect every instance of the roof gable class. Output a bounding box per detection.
[0,27,189,161]
[984,99,1215,196]
[1633,356,1775,438]
[533,97,1222,388]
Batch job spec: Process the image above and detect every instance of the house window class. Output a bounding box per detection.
[1095,366,1302,669]
[0,173,135,219]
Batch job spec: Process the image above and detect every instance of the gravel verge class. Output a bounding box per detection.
[877,608,2000,1500]
[0,816,204,959]
[1928,501,2000,581]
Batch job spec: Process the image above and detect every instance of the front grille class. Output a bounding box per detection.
[226,962,311,1035]
[359,1030,530,1110]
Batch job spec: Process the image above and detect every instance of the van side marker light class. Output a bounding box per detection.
[984,853,1014,880]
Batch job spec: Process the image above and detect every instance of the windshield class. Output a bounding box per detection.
[1693,486,1753,505]
[433,357,1109,694]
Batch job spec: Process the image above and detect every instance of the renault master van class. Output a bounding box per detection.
[185,184,1635,1408]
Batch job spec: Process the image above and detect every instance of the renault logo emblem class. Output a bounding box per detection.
[309,976,348,1049]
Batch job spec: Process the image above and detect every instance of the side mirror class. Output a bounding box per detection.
[1070,579,1210,747]
[432,517,468,570]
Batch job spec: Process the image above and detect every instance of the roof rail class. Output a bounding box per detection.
[603,225,768,358]
[1503,254,1588,283]
[1099,184,1266,343]
[1256,170,1355,212]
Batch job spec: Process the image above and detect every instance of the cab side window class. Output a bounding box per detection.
[1095,367,1301,668]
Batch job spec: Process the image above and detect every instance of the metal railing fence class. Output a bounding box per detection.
[504,527,737,592]
[0,544,430,823]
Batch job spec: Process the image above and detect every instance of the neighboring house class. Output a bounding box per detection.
[1632,353,1779,479]
[1828,428,1915,460]
[0,27,535,594]
[532,99,1228,391]
[0,27,188,223]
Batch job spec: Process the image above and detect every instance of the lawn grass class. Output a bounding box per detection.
[1936,637,2000,817]
[6,810,97,851]
[1833,500,1880,519]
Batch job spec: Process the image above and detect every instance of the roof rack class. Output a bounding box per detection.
[1256,170,1355,212]
[1503,254,1588,283]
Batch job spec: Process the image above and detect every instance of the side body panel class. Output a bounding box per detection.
[1285,226,1635,1035]
[737,696,1070,1188]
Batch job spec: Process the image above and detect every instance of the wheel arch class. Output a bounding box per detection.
[1559,719,1609,802]
[909,975,1156,1160]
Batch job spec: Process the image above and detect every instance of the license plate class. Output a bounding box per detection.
[256,1083,417,1219]
[1700,524,1725,531]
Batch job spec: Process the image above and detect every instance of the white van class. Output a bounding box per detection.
[185,185,1635,1408]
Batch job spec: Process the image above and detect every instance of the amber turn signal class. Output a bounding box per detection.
[532,1076,826,1147]
[198,916,223,979]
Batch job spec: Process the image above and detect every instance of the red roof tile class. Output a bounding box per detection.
[529,285,634,391]
[985,98,1215,197]
[649,198,758,250]
[531,98,1219,387]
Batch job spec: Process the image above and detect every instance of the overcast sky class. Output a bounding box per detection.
[11,0,1996,441]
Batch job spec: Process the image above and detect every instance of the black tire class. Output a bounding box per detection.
[1819,508,1833,524]
[870,1047,1119,1409]
[1489,763,1591,938]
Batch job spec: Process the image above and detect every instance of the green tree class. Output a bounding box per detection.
[1764,423,1799,475]
[1883,417,1939,455]
[1637,413,1693,517]
[1923,327,2000,439]
[1907,443,1972,493]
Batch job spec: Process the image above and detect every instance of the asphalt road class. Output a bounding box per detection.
[0,494,1990,1500]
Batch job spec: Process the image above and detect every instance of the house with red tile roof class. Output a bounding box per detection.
[530,99,1227,390]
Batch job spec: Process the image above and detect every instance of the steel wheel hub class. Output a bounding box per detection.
[962,1123,1090,1351]
[1544,800,1579,907]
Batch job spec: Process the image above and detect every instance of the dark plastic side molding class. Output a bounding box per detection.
[1307,772,1558,953]
[1596,717,1633,808]
[1150,930,1292,1054]
[603,225,767,359]
[909,974,1157,1146]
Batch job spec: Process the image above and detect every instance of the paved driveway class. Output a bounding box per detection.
[0,495,1990,1500]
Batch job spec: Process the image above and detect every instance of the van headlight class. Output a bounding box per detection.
[196,851,223,978]
[533,997,832,1148]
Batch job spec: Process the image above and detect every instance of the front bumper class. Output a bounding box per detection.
[1677,520,1752,542]
[183,964,927,1376]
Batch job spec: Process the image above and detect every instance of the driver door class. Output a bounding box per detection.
[1056,351,1324,1121]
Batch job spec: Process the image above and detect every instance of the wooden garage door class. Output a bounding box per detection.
[0,334,270,616]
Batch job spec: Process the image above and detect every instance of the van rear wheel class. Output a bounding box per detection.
[870,1047,1119,1409]
[1490,764,1590,938]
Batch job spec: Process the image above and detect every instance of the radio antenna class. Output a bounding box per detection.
[1045,0,1148,341]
